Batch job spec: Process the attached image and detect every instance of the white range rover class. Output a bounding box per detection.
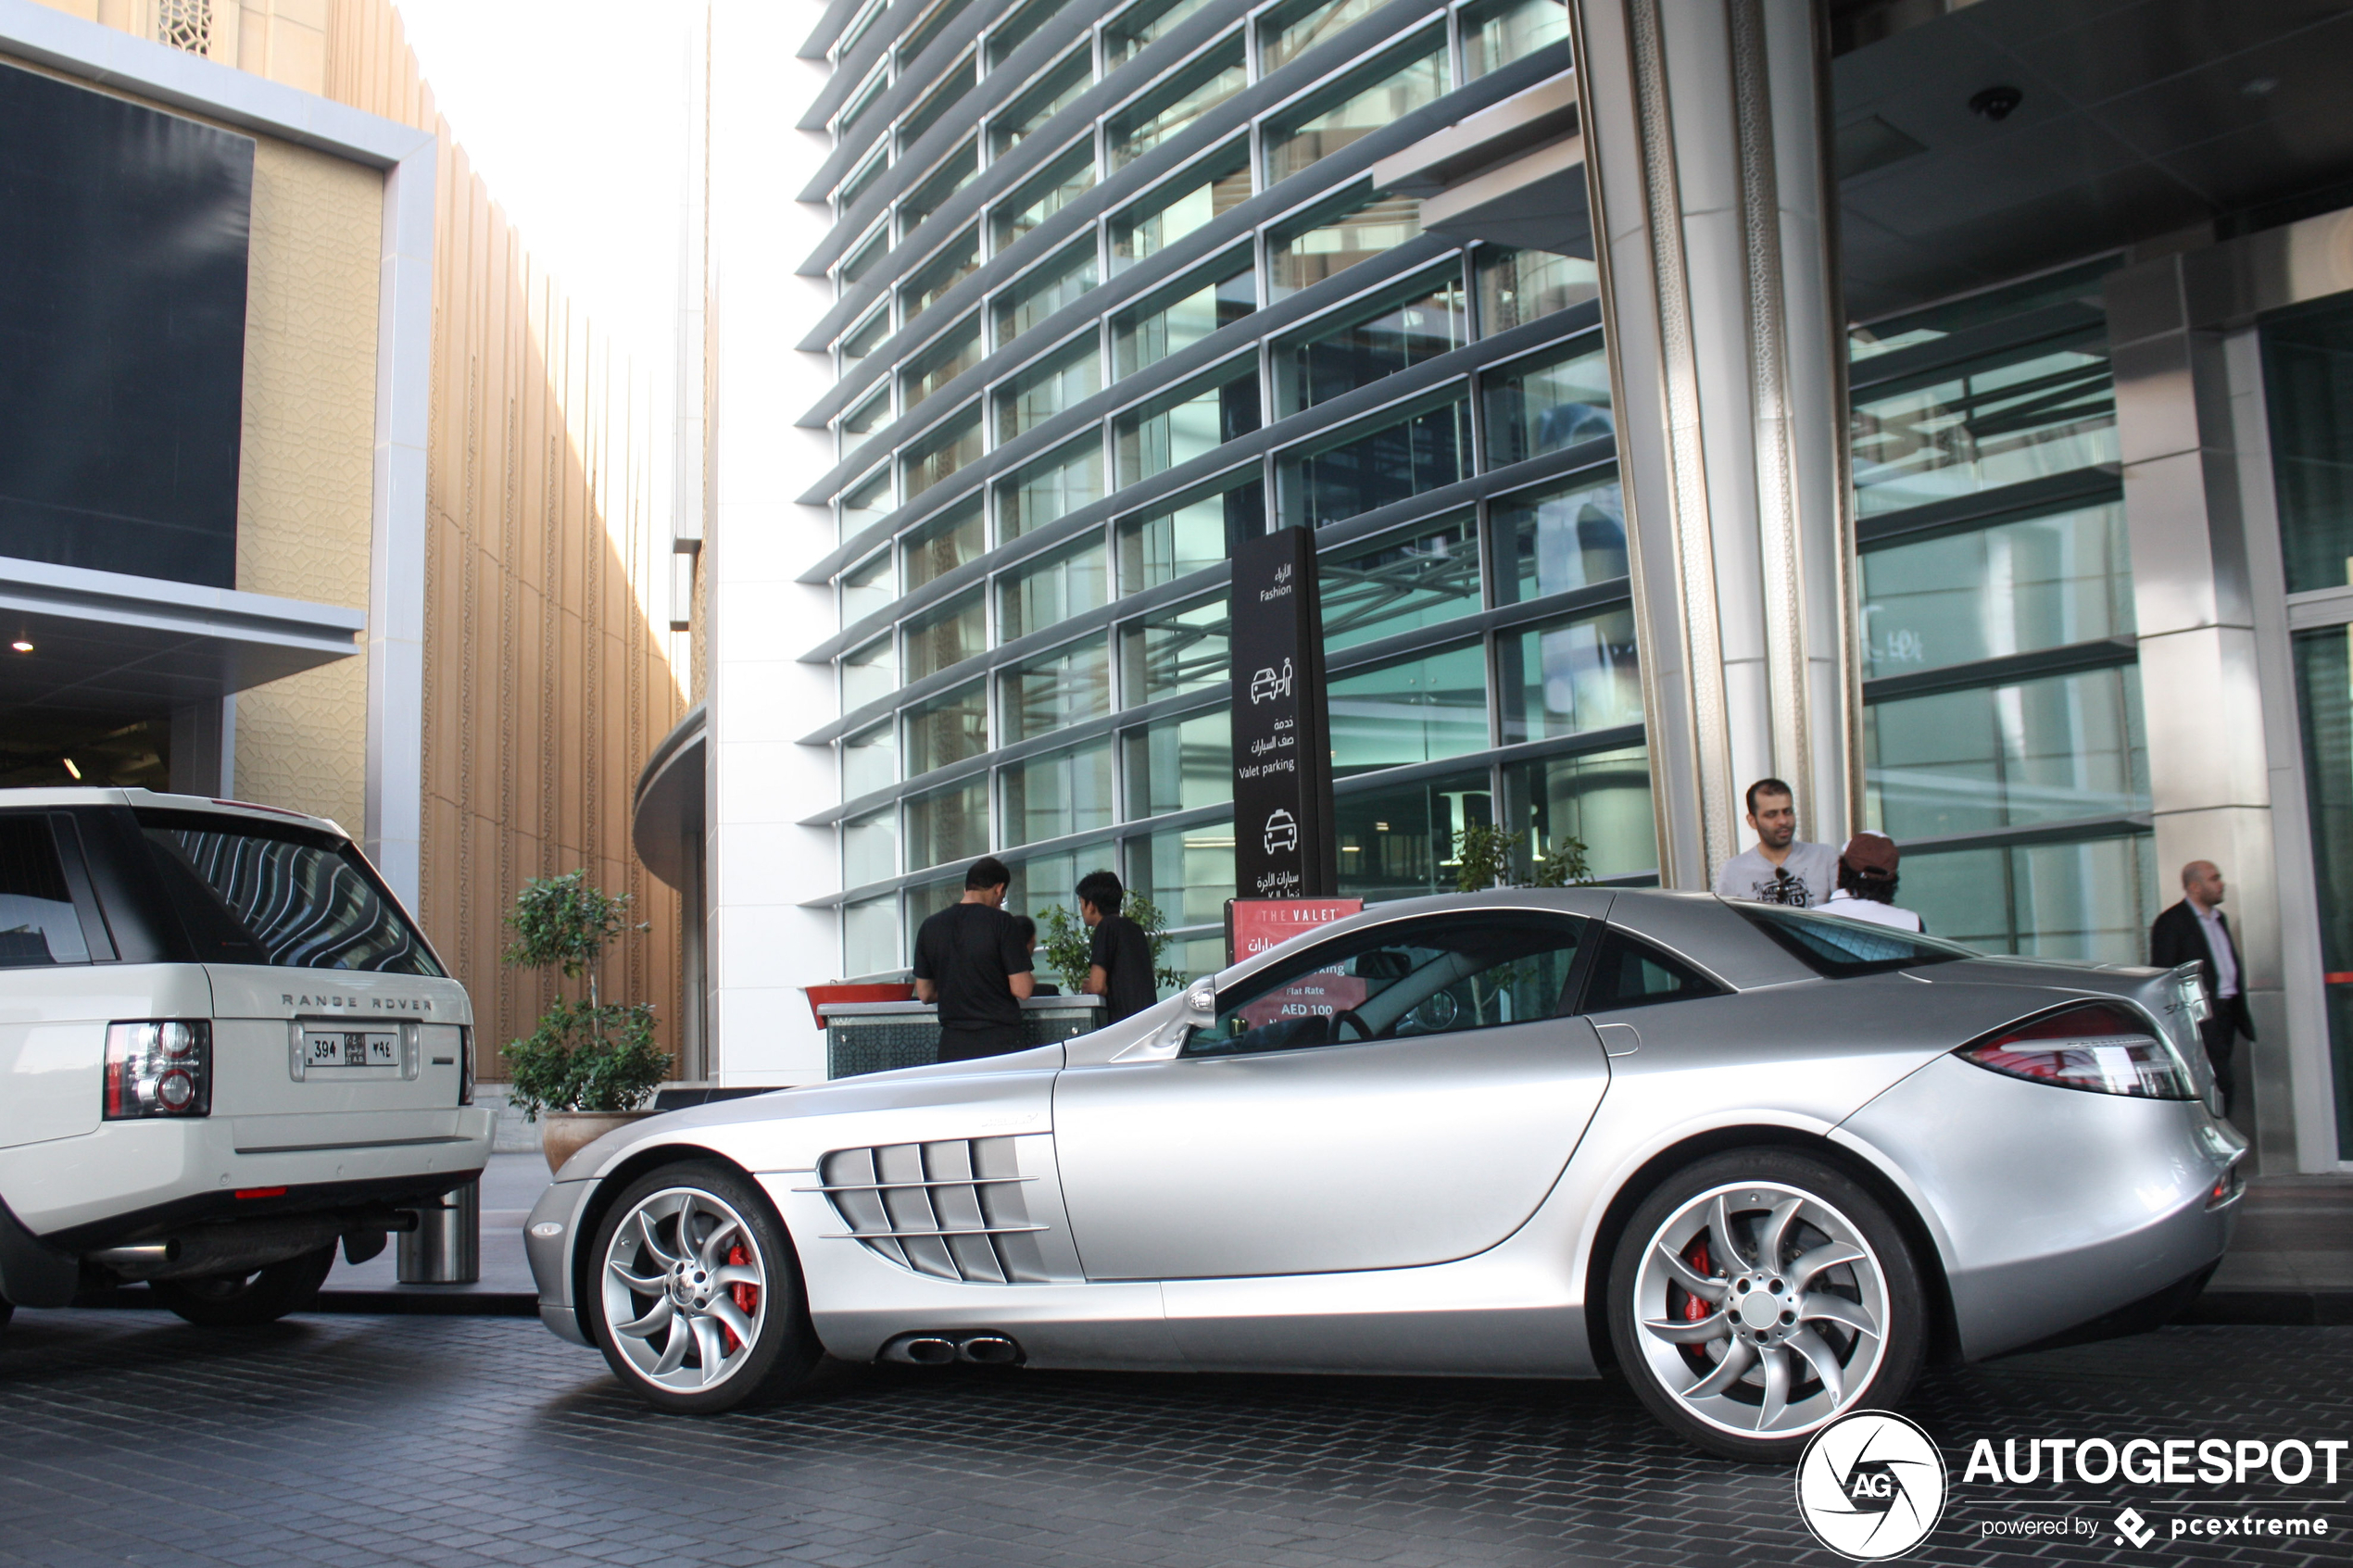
[0,788,491,1328]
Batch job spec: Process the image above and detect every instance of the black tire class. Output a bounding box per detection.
[1606,1148,1927,1464]
[152,1244,337,1327]
[584,1160,822,1415]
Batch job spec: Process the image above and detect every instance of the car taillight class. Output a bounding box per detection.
[1956,1003,2197,1100]
[458,1024,474,1107]
[104,1021,212,1119]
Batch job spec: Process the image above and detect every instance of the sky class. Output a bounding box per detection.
[393,0,697,396]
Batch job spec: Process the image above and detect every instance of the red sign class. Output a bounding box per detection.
[1225,897,1363,966]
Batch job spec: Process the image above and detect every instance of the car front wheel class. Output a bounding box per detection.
[585,1161,821,1414]
[152,1244,337,1327]
[1606,1148,1927,1463]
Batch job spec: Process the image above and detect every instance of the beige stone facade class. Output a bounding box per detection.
[28,0,689,1079]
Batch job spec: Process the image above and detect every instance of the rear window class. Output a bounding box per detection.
[136,809,445,976]
[0,815,90,967]
[1733,901,1972,978]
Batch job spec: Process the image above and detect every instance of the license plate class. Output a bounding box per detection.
[304,1029,400,1069]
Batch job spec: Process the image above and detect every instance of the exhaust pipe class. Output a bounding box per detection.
[89,1243,175,1269]
[900,1336,958,1365]
[881,1331,1024,1366]
[957,1334,1019,1365]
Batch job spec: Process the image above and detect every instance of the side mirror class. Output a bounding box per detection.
[1183,976,1215,1016]
[1114,977,1216,1062]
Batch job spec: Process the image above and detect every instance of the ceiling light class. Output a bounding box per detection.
[62,759,81,780]
[1968,85,2022,121]
[9,640,30,653]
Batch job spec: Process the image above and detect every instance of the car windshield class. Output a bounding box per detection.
[137,809,446,975]
[1732,901,1973,978]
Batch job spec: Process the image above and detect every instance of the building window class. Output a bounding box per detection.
[841,548,895,629]
[1123,705,1232,817]
[1111,142,1252,268]
[839,467,894,543]
[839,307,893,377]
[1128,815,1236,926]
[901,406,985,500]
[997,436,1106,540]
[903,587,988,681]
[843,635,899,713]
[904,680,991,776]
[994,334,1102,443]
[1108,40,1247,171]
[901,495,988,592]
[1277,267,1466,416]
[1852,334,2117,517]
[1115,473,1263,592]
[844,892,900,978]
[991,48,1093,158]
[999,533,1109,641]
[1269,186,1423,299]
[900,55,977,149]
[1114,358,1261,486]
[905,776,992,870]
[1258,0,1386,73]
[843,721,898,797]
[843,807,898,887]
[1865,665,2148,839]
[1327,641,1489,775]
[1262,29,1448,186]
[1474,245,1598,335]
[900,228,983,326]
[1119,593,1230,704]
[1319,510,1481,650]
[1498,744,1655,881]
[901,142,979,238]
[1114,252,1255,378]
[1499,607,1643,743]
[1104,0,1215,67]
[993,142,1097,253]
[1001,636,1114,744]
[1491,469,1627,605]
[1860,498,2133,679]
[994,242,1098,348]
[1334,765,1490,902]
[900,316,984,408]
[1461,0,1569,81]
[1002,738,1116,847]
[1278,388,1471,531]
[989,0,1070,68]
[1482,335,1612,469]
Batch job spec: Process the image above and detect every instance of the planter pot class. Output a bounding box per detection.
[540,1110,657,1173]
[803,982,913,1030]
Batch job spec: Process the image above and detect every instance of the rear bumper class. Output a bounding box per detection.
[1838,1053,2240,1361]
[2,1106,493,1242]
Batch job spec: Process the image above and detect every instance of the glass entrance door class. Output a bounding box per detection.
[2264,292,2353,1150]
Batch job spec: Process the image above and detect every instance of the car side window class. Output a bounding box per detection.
[1187,913,1586,1057]
[1581,930,1719,1012]
[0,814,92,967]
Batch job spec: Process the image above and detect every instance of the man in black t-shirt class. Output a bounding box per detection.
[912,857,1034,1062]
[1076,869,1157,1025]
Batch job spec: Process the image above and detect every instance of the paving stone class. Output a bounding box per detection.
[0,1312,2347,1565]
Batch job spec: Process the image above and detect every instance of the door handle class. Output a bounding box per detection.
[1595,1022,1640,1058]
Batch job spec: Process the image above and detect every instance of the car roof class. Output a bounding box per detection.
[0,786,351,841]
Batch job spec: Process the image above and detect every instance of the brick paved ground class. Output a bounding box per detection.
[0,1311,2345,1567]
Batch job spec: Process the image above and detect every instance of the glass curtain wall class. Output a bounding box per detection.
[817,0,1631,984]
[1847,262,2154,961]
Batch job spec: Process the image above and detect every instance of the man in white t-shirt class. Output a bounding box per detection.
[1821,832,1924,931]
[1712,778,1838,908]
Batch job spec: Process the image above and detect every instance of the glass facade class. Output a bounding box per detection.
[1848,261,2153,961]
[813,0,1635,980]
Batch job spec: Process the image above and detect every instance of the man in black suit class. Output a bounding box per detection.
[2149,859,2254,1120]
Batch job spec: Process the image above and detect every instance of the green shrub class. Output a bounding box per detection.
[499,871,669,1119]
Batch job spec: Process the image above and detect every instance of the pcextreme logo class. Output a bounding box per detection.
[1796,1411,1949,1561]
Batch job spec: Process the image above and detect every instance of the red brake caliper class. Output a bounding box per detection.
[720,1242,760,1354]
[1682,1237,1712,1322]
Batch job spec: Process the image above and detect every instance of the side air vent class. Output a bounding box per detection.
[811,1137,1049,1284]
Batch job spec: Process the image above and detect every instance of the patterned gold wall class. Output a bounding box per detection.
[30,0,690,1079]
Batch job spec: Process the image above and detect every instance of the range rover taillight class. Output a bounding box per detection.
[104,1021,212,1119]
[458,1024,473,1106]
[1956,1004,2197,1101]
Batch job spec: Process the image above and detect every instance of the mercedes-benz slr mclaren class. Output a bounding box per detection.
[524,888,2244,1461]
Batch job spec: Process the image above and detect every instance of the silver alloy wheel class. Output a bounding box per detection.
[600,1185,768,1393]
[1629,1180,1889,1438]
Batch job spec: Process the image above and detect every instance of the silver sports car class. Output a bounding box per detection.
[523,888,2246,1461]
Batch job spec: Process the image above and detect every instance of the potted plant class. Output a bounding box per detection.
[1452,823,1592,892]
[1033,895,1186,996]
[500,870,672,1172]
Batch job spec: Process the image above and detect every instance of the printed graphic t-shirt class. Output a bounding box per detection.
[1712,841,1839,908]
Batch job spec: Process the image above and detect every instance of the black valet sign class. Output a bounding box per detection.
[1229,528,1337,899]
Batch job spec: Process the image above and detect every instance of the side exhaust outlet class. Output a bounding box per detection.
[958,1334,1018,1364]
[880,1331,1025,1366]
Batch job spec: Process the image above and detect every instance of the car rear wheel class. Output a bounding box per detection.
[586,1161,821,1414]
[1606,1149,1926,1463]
[152,1244,337,1327]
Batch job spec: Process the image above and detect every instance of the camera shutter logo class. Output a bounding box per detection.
[1795,1411,1947,1560]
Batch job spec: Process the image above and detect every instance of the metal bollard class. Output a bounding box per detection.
[396,1179,480,1284]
